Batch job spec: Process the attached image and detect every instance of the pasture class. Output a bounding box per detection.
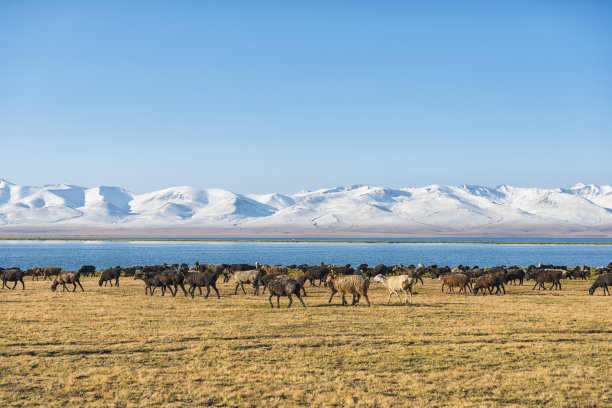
[0,275,610,407]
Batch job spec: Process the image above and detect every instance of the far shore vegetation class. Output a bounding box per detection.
[0,237,611,245]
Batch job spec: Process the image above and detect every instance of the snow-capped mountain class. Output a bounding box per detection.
[1,179,611,236]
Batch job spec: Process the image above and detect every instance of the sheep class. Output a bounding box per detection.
[589,273,612,296]
[255,262,288,275]
[166,268,189,297]
[120,266,141,277]
[51,271,84,292]
[184,270,221,299]
[260,277,306,308]
[149,271,177,296]
[373,274,414,304]
[253,273,307,297]
[567,267,589,280]
[328,264,354,275]
[77,265,96,277]
[326,272,370,306]
[99,266,121,287]
[37,267,62,280]
[505,268,525,285]
[225,263,256,283]
[297,265,330,286]
[134,273,163,295]
[526,269,564,291]
[1,268,25,290]
[438,273,471,294]
[231,269,263,295]
[393,264,426,285]
[473,272,505,295]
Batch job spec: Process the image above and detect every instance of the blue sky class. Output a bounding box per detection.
[1,1,611,194]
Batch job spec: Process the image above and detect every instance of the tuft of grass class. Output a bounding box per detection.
[0,276,610,407]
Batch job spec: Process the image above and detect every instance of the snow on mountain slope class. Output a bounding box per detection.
[129,186,275,224]
[0,179,611,235]
[246,193,295,210]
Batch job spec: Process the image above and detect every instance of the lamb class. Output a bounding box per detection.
[99,266,121,287]
[1,268,25,290]
[232,269,263,295]
[373,274,414,304]
[326,272,370,306]
[438,273,471,294]
[260,277,306,308]
[589,273,612,296]
[51,271,84,292]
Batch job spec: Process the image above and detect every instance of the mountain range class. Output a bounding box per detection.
[1,179,611,237]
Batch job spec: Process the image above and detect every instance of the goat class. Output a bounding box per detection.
[51,271,84,292]
[326,272,370,306]
[373,274,414,304]
[589,273,611,296]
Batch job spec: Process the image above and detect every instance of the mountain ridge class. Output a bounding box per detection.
[1,179,611,237]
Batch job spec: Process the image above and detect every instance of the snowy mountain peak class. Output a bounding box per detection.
[0,180,611,236]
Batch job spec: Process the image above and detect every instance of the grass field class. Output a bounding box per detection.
[0,275,610,407]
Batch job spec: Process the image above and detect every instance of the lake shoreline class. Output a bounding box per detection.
[1,237,612,245]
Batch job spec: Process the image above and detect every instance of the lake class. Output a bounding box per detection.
[1,239,611,270]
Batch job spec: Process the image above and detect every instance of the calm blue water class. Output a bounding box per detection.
[0,240,611,270]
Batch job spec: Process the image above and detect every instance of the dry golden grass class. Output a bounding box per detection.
[0,275,610,407]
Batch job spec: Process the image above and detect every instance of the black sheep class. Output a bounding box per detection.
[1,268,25,290]
[262,277,306,308]
[589,273,612,296]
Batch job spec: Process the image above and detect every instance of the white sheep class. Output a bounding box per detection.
[373,274,414,304]
[231,269,262,295]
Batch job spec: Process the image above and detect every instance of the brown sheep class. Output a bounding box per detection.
[438,273,471,294]
[326,272,370,306]
[526,269,564,291]
[256,263,288,275]
[473,272,505,295]
[51,271,84,292]
[37,267,62,280]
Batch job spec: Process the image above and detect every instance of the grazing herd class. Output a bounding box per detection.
[1,261,611,307]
